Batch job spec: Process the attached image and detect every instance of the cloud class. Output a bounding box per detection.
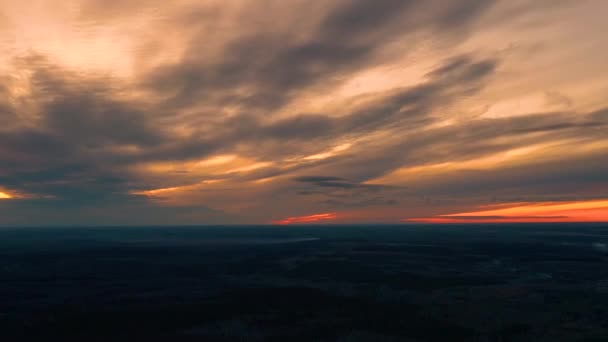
[406,200,608,223]
[141,0,499,113]
[0,59,163,203]
[0,0,607,224]
[294,175,388,190]
[272,212,337,225]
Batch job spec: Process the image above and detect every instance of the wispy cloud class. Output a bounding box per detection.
[406,200,608,223]
[273,212,338,225]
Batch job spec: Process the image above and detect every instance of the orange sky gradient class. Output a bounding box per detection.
[0,1,607,225]
[406,200,608,223]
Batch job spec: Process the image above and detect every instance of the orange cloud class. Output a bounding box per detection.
[130,180,221,198]
[406,200,608,223]
[273,212,338,225]
[0,192,12,199]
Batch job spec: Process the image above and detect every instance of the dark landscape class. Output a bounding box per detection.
[2,224,607,341]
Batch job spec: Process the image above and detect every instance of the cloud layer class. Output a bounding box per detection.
[0,0,607,224]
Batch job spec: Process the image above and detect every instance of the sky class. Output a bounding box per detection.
[0,0,607,225]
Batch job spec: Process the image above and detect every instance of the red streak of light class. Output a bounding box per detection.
[273,212,338,225]
[405,217,589,224]
[404,203,608,224]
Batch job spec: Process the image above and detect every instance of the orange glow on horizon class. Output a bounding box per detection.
[405,200,608,223]
[0,192,12,199]
[273,212,338,225]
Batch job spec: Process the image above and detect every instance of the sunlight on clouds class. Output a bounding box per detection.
[272,212,337,225]
[333,61,432,99]
[1,0,607,224]
[132,180,220,197]
[481,93,559,119]
[451,200,608,217]
[1,1,137,77]
[369,141,572,186]
[301,143,352,161]
[406,200,608,223]
[196,155,236,167]
[135,155,267,176]
[225,162,273,174]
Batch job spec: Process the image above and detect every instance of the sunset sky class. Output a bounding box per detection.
[1,0,607,225]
